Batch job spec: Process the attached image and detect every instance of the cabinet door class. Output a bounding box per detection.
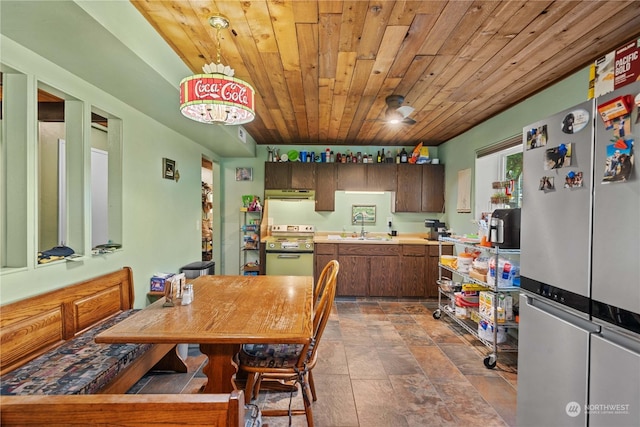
[314,163,336,211]
[395,164,422,212]
[290,163,315,189]
[314,243,337,284]
[337,255,369,296]
[369,255,401,296]
[367,164,396,191]
[264,162,290,189]
[337,164,367,190]
[401,245,427,297]
[421,164,445,212]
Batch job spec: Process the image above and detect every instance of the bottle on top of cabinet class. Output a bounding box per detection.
[400,148,408,163]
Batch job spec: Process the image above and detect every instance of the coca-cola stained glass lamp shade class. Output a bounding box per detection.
[179,15,255,125]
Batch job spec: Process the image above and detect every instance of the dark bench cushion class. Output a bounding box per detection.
[0,310,151,395]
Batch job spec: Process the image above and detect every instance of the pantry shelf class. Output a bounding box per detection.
[434,236,520,369]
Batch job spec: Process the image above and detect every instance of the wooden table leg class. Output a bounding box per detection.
[199,344,240,393]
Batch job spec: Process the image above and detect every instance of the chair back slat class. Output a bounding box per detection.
[307,260,338,363]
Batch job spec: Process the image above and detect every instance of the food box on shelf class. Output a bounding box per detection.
[469,269,487,282]
[462,283,491,292]
[150,273,174,292]
[440,255,456,268]
[478,320,508,343]
[479,291,513,323]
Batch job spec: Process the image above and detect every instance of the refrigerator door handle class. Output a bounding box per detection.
[525,293,600,333]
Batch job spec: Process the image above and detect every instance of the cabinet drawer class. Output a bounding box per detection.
[430,244,453,256]
[338,244,400,256]
[315,243,337,255]
[402,245,426,256]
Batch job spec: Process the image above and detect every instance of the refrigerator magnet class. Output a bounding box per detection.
[545,143,573,170]
[602,142,634,183]
[526,125,548,150]
[539,176,555,191]
[564,171,584,189]
[597,95,634,123]
[561,109,590,134]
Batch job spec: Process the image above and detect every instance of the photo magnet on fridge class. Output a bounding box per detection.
[564,171,584,189]
[539,176,555,191]
[545,143,573,170]
[526,125,547,150]
[602,142,634,183]
[561,109,590,134]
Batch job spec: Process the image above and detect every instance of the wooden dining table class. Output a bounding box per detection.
[95,275,313,393]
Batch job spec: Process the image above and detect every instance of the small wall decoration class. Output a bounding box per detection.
[236,167,253,181]
[162,158,176,180]
[457,168,472,213]
[352,205,376,224]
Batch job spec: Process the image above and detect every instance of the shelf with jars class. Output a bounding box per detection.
[240,208,261,275]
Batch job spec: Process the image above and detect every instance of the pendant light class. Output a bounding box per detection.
[179,15,255,125]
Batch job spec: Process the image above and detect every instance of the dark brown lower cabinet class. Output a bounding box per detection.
[401,245,427,297]
[426,244,453,297]
[337,255,370,296]
[315,243,450,298]
[368,255,401,297]
[314,243,337,285]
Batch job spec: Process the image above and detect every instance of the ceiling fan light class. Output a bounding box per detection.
[385,108,403,123]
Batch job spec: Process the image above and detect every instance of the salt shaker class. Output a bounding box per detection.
[182,284,194,305]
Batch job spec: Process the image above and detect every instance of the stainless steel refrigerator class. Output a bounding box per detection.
[517,82,640,427]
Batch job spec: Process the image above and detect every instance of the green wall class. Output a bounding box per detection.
[438,67,591,235]
[0,36,223,308]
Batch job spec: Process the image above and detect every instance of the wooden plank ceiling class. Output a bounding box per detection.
[132,0,640,147]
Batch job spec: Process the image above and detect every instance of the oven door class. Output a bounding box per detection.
[266,252,314,276]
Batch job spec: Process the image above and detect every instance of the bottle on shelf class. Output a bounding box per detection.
[400,147,408,163]
[395,149,401,164]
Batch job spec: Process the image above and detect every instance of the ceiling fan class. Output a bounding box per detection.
[384,95,416,125]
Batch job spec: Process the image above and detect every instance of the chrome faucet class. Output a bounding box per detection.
[353,213,366,239]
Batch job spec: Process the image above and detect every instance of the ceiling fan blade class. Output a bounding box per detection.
[397,105,415,118]
[402,117,416,125]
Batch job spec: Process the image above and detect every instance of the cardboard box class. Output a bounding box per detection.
[150,273,174,292]
[479,291,512,323]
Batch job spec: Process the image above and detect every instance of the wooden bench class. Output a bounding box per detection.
[0,267,186,395]
[0,391,245,426]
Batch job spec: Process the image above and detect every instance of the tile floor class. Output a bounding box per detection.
[130,299,518,426]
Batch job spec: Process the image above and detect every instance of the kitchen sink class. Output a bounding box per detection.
[337,236,390,241]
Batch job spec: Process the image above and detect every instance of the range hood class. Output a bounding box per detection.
[264,189,315,200]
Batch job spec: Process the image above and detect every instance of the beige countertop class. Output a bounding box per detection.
[313,232,448,245]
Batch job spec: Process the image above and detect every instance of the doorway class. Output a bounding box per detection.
[201,158,213,261]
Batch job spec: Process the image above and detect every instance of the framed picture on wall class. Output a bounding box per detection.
[162,158,175,180]
[352,205,376,224]
[236,167,253,181]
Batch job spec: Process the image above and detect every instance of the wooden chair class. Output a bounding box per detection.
[234,260,339,426]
